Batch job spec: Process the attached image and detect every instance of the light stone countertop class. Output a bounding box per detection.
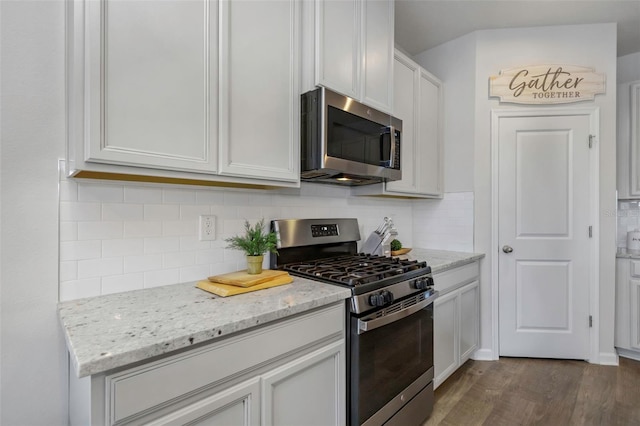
[59,249,482,379]
[58,278,351,378]
[616,248,640,259]
[402,248,485,273]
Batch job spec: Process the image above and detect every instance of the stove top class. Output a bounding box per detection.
[282,253,431,294]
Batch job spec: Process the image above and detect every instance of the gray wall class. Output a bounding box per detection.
[1,1,68,424]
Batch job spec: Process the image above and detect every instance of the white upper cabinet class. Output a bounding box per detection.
[619,81,640,198]
[67,0,299,187]
[303,0,394,113]
[78,0,219,173]
[356,50,443,198]
[218,0,300,182]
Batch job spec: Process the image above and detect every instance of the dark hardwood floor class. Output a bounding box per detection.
[424,357,640,425]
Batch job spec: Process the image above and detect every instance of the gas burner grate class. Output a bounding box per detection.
[282,253,429,287]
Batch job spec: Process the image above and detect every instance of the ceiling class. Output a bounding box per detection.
[395,0,640,57]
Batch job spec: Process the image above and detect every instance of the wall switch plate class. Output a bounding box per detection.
[199,215,216,241]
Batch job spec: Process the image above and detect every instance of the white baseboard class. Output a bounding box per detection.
[597,351,619,366]
[617,348,640,362]
[471,348,498,361]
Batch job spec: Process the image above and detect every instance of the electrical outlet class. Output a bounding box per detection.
[199,215,216,241]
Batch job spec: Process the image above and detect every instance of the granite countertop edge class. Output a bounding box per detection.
[58,279,351,378]
[617,248,640,259]
[407,248,485,274]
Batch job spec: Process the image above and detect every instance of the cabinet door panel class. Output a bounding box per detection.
[629,82,640,196]
[418,69,443,196]
[385,53,418,194]
[262,341,345,426]
[459,281,479,361]
[361,0,393,112]
[434,291,458,389]
[316,0,360,99]
[631,279,640,350]
[218,0,299,182]
[145,378,260,426]
[87,0,218,172]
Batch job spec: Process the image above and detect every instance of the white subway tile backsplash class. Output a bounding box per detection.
[60,240,101,261]
[124,221,162,238]
[60,261,77,282]
[102,273,144,295]
[163,188,196,204]
[60,222,78,242]
[124,254,163,273]
[102,238,144,257]
[162,220,196,236]
[60,201,101,222]
[78,221,123,240]
[179,265,210,283]
[59,278,101,302]
[180,205,211,220]
[144,269,181,288]
[195,190,225,206]
[144,236,180,254]
[77,257,123,279]
[124,186,163,204]
[102,203,144,221]
[144,204,180,221]
[163,251,196,269]
[59,178,449,300]
[78,184,123,203]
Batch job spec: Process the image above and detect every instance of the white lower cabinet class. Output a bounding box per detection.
[615,258,640,359]
[69,303,345,426]
[433,262,480,389]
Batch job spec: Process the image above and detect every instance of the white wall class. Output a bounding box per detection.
[413,33,477,193]
[0,1,68,424]
[472,23,618,362]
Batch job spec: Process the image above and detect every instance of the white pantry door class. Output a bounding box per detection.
[498,112,593,359]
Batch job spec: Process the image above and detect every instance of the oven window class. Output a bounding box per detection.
[327,106,391,167]
[350,304,433,425]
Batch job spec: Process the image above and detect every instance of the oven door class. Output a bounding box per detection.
[349,292,436,426]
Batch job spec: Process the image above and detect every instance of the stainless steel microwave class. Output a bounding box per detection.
[300,87,402,186]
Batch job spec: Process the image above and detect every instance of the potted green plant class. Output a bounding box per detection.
[225,219,278,274]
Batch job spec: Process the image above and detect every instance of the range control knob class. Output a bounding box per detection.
[369,290,394,307]
[413,276,434,290]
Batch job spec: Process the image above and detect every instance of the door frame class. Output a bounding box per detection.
[490,107,600,362]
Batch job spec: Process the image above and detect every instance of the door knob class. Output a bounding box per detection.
[502,245,513,253]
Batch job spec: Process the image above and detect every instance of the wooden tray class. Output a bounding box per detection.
[197,274,293,297]
[391,248,412,256]
[208,269,289,288]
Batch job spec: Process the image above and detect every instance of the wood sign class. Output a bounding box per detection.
[489,65,605,104]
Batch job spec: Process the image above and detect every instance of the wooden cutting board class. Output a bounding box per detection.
[208,269,289,288]
[197,274,293,297]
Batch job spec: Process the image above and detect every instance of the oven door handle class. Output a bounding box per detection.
[357,291,439,334]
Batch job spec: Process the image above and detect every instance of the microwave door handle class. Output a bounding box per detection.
[387,126,396,168]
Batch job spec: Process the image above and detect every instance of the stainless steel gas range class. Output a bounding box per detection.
[270,218,438,426]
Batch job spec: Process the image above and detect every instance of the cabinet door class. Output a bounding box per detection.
[631,279,640,350]
[417,69,443,196]
[629,82,640,197]
[385,52,419,194]
[316,0,360,100]
[218,0,300,182]
[262,341,345,426]
[459,281,480,362]
[145,378,260,426]
[361,0,394,113]
[434,290,458,389]
[84,0,218,173]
